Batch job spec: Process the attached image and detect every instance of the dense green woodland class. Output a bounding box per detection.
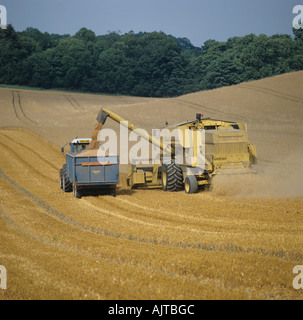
[0,25,302,97]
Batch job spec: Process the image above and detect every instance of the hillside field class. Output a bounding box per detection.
[0,71,303,300]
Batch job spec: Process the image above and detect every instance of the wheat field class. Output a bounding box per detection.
[0,71,303,300]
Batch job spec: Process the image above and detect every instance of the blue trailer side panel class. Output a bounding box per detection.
[66,153,119,187]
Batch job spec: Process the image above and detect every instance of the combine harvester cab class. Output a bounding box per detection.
[60,138,119,198]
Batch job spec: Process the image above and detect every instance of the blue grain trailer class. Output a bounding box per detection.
[60,138,119,198]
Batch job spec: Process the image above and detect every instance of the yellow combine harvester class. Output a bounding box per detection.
[96,108,257,194]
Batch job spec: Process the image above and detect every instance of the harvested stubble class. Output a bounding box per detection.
[0,71,303,300]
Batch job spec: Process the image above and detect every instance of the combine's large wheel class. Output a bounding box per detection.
[162,161,183,192]
[62,164,72,192]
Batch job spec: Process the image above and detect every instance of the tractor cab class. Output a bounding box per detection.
[68,138,92,154]
[61,138,92,154]
[69,138,92,153]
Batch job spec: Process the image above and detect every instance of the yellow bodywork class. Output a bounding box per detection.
[127,116,257,189]
[127,164,161,188]
[99,108,257,190]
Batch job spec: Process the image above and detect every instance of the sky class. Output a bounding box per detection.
[1,0,301,46]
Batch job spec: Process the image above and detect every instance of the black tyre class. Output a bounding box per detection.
[59,168,63,189]
[62,164,72,192]
[73,184,81,198]
[184,175,198,194]
[110,187,117,197]
[162,161,183,192]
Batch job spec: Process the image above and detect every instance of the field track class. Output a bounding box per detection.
[0,71,303,299]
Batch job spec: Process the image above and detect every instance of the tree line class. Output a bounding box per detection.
[0,25,302,97]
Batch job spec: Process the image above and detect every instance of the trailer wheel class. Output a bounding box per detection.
[184,176,198,194]
[111,188,117,197]
[59,168,63,189]
[62,164,72,192]
[162,161,183,192]
[73,185,81,199]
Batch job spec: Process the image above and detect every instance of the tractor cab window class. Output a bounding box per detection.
[72,143,89,153]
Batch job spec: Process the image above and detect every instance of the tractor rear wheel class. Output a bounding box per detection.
[62,164,72,192]
[162,161,183,192]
